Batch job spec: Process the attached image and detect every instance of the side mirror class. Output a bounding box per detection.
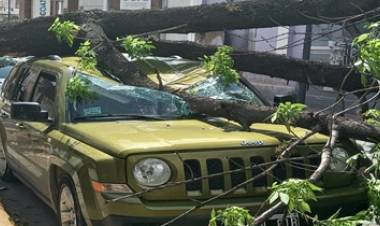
[10,102,49,122]
[273,94,295,107]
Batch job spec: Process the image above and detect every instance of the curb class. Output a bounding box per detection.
[0,203,14,226]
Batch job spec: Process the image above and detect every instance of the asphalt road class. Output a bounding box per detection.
[0,179,57,226]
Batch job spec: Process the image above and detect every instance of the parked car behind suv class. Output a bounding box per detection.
[0,56,20,88]
[0,56,367,226]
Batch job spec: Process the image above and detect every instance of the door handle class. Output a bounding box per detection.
[15,122,25,129]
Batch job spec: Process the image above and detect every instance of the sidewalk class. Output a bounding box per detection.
[0,203,13,226]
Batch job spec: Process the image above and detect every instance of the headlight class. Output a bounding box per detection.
[329,147,350,172]
[133,158,171,187]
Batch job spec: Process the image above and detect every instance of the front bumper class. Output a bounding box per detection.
[89,182,368,226]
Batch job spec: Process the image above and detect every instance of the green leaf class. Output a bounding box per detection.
[353,22,380,85]
[363,109,380,126]
[268,179,321,215]
[271,102,306,134]
[209,206,254,226]
[308,183,323,192]
[269,192,279,204]
[48,17,80,47]
[356,33,369,43]
[300,201,311,212]
[279,193,290,205]
[75,40,97,71]
[118,36,155,59]
[202,46,240,85]
[66,74,97,102]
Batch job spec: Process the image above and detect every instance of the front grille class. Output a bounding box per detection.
[206,159,224,190]
[184,160,202,191]
[183,152,319,196]
[251,156,267,186]
[229,158,246,188]
[128,145,326,201]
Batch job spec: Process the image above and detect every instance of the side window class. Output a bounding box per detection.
[2,65,31,100]
[31,72,57,119]
[15,68,40,102]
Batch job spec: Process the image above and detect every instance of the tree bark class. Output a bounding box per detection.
[152,40,364,92]
[99,0,380,37]
[0,0,377,93]
[1,0,379,55]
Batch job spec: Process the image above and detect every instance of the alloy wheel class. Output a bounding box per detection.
[59,185,78,226]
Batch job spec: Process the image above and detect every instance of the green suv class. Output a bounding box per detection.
[0,56,367,226]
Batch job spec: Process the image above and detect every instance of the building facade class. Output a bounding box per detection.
[0,0,20,21]
[18,0,161,19]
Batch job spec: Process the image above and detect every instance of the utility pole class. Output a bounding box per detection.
[295,24,312,103]
[7,0,10,21]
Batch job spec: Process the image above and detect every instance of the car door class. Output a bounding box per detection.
[16,69,59,196]
[0,64,40,180]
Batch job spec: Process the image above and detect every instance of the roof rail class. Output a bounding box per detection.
[47,55,62,61]
[24,55,62,63]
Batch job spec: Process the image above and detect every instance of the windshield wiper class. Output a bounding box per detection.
[72,114,168,122]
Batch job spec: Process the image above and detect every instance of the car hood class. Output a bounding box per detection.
[62,119,327,158]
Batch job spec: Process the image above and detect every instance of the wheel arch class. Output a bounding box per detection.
[48,163,93,226]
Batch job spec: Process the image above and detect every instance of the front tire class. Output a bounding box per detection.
[57,175,86,226]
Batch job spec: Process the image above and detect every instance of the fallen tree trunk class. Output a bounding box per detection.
[152,40,363,92]
[0,0,378,93]
[1,0,379,55]
[99,0,380,37]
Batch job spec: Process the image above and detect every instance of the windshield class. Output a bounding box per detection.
[68,73,191,121]
[188,76,264,106]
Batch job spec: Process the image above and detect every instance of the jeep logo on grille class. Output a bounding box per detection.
[240,140,264,146]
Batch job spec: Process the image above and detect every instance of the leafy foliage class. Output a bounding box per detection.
[48,17,80,47]
[268,179,322,214]
[363,109,380,126]
[66,75,96,102]
[118,36,155,59]
[271,102,306,133]
[75,41,97,71]
[353,21,380,86]
[202,46,240,84]
[348,143,380,176]
[209,207,254,226]
[314,210,369,226]
[345,144,380,224]
[368,178,380,216]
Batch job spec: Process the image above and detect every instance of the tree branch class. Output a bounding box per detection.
[152,39,365,92]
